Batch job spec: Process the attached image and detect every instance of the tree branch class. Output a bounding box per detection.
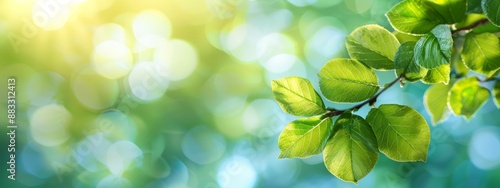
[322,74,404,119]
[452,18,489,35]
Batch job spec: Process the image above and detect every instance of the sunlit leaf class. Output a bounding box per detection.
[448,77,490,119]
[461,32,500,77]
[414,25,453,69]
[394,31,421,43]
[318,59,379,103]
[424,83,452,125]
[452,47,469,76]
[346,24,400,70]
[394,41,428,82]
[425,0,466,23]
[323,112,378,183]
[386,0,444,34]
[421,64,451,84]
[271,76,326,116]
[278,116,333,158]
[366,104,430,162]
[482,0,500,27]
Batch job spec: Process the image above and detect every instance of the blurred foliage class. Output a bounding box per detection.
[0,0,499,187]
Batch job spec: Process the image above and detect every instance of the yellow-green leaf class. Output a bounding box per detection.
[346,24,400,70]
[386,0,444,34]
[452,47,469,76]
[278,116,333,158]
[448,77,490,119]
[323,112,378,184]
[461,33,500,77]
[421,64,451,84]
[318,58,379,103]
[454,13,485,29]
[394,31,422,43]
[271,76,326,116]
[425,0,467,24]
[414,25,453,69]
[424,83,452,125]
[395,41,428,82]
[366,104,430,162]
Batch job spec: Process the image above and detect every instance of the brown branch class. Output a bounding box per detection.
[322,74,404,119]
[452,19,489,35]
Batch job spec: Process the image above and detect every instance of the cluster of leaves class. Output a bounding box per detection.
[271,0,500,184]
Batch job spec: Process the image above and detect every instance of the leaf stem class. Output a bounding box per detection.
[322,74,404,119]
[451,18,489,35]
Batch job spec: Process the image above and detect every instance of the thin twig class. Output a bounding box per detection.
[322,74,404,119]
[452,19,489,35]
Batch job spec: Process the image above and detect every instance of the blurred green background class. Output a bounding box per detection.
[1,0,500,187]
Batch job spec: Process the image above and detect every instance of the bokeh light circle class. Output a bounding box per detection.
[132,10,171,48]
[468,127,500,170]
[26,72,65,106]
[106,141,143,176]
[262,54,297,73]
[92,40,133,79]
[95,110,136,141]
[93,23,128,45]
[127,61,169,102]
[257,33,296,65]
[242,99,283,136]
[73,134,110,172]
[153,40,199,81]
[30,104,71,147]
[182,126,226,165]
[217,156,257,188]
[32,0,71,30]
[72,67,119,110]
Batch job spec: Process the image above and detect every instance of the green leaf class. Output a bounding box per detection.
[448,77,490,119]
[278,116,333,158]
[468,0,484,13]
[394,31,422,43]
[318,58,379,103]
[482,0,500,27]
[422,64,451,84]
[425,0,467,23]
[386,0,445,34]
[414,25,453,69]
[395,42,428,82]
[424,83,452,125]
[494,81,500,108]
[323,112,378,183]
[461,33,500,77]
[346,24,400,70]
[271,76,326,116]
[487,70,500,79]
[366,104,430,162]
